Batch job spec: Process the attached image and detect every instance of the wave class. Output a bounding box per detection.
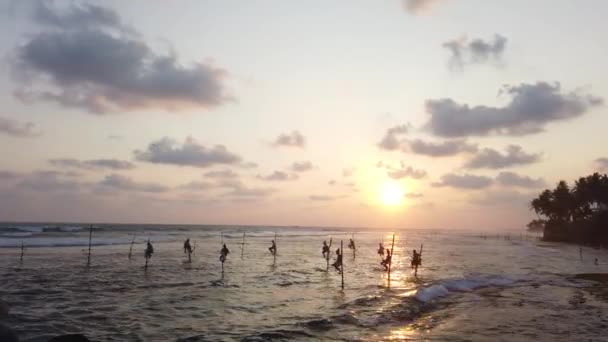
[415,274,517,302]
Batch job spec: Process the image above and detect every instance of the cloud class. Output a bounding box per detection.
[595,158,608,171]
[203,169,239,179]
[405,192,424,198]
[408,138,478,156]
[343,168,356,178]
[378,124,409,150]
[134,137,241,168]
[309,195,345,201]
[12,2,231,114]
[464,145,541,169]
[470,190,532,206]
[107,135,122,141]
[273,131,306,148]
[291,161,314,172]
[0,170,21,180]
[16,170,84,192]
[328,180,336,186]
[0,116,41,138]
[432,173,493,189]
[49,158,135,170]
[177,181,215,191]
[443,34,507,69]
[97,174,168,193]
[385,163,427,179]
[32,1,126,31]
[402,0,443,14]
[424,82,603,137]
[257,171,298,181]
[495,171,546,188]
[219,179,275,198]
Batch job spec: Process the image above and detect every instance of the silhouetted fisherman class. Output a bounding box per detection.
[220,243,230,263]
[595,258,599,266]
[145,241,154,260]
[411,249,422,276]
[144,240,154,270]
[380,249,391,271]
[377,242,385,257]
[322,240,330,258]
[348,239,356,250]
[579,247,583,260]
[268,240,277,256]
[184,238,193,262]
[332,248,343,273]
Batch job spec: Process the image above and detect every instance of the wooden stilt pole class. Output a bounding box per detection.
[388,233,395,285]
[20,241,25,262]
[273,232,277,265]
[128,234,136,260]
[87,225,93,267]
[341,240,344,290]
[240,232,246,259]
[326,238,333,271]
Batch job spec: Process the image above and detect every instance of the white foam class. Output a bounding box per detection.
[11,226,44,233]
[0,232,33,238]
[415,284,449,302]
[415,275,516,302]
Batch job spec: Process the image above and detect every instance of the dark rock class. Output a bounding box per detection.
[0,322,19,342]
[0,300,9,319]
[47,334,90,342]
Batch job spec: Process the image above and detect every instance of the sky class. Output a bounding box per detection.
[0,0,607,230]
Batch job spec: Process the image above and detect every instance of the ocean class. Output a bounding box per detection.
[1,223,607,341]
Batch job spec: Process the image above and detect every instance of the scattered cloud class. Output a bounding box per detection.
[177,181,215,191]
[97,174,169,193]
[49,158,135,171]
[402,0,443,15]
[343,168,356,178]
[0,116,41,138]
[378,124,409,150]
[424,82,603,137]
[32,1,127,31]
[221,180,275,198]
[257,171,298,181]
[0,170,21,180]
[385,162,427,179]
[408,138,478,156]
[291,161,314,172]
[464,145,541,169]
[470,190,532,206]
[495,171,546,188]
[405,192,424,198]
[16,171,84,192]
[443,34,507,69]
[107,135,122,141]
[595,158,608,171]
[134,137,241,168]
[273,130,306,148]
[204,169,239,179]
[432,173,493,189]
[309,195,345,201]
[328,180,337,186]
[12,2,231,114]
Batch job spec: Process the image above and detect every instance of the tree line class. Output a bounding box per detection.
[529,173,608,245]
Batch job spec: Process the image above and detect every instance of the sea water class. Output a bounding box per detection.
[1,223,607,341]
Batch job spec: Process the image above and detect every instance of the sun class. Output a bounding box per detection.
[381,182,404,206]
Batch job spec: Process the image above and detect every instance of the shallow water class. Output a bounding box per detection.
[1,224,608,341]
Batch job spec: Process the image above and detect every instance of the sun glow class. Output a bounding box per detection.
[381,182,404,206]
